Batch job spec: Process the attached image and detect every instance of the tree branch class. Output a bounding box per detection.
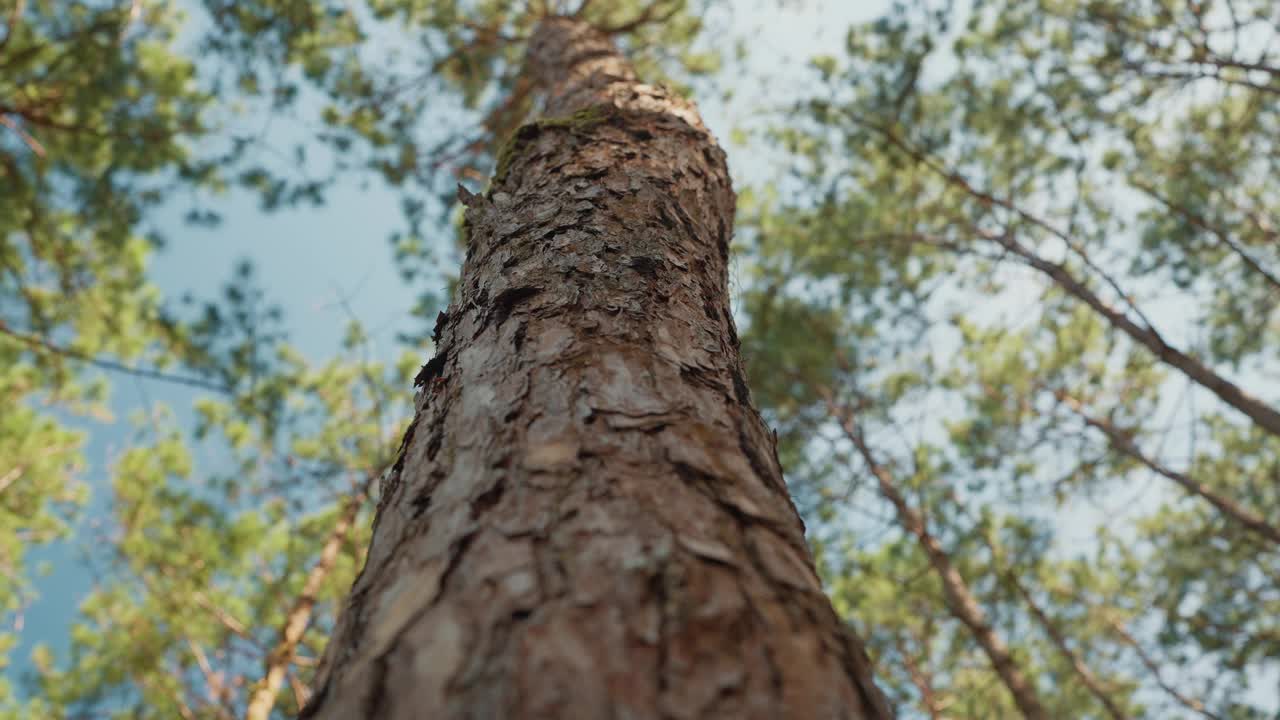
[244,482,370,720]
[0,320,233,395]
[821,389,1050,720]
[982,530,1130,720]
[1129,179,1280,295]
[1055,391,1280,547]
[853,120,1280,438]
[0,113,45,156]
[1106,617,1223,720]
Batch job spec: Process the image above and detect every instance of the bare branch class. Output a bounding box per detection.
[245,481,370,720]
[821,389,1050,720]
[1055,391,1280,547]
[0,320,233,395]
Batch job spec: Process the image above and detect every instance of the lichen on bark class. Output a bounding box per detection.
[491,103,617,188]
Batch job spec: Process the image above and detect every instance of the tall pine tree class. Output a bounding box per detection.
[302,15,892,720]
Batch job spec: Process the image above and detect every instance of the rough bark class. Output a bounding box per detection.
[300,17,891,720]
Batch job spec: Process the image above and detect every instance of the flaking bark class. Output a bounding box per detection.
[301,16,891,720]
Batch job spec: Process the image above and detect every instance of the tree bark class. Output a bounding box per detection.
[301,16,891,720]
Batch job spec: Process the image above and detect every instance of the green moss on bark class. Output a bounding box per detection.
[491,104,616,188]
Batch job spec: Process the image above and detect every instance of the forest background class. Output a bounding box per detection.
[2,0,1277,717]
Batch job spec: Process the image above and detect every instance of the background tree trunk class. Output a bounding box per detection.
[301,16,891,720]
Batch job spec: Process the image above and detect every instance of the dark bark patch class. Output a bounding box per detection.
[731,365,752,407]
[628,255,662,277]
[723,308,739,348]
[414,353,447,388]
[672,203,699,239]
[410,491,432,519]
[650,566,670,694]
[738,425,785,497]
[435,531,478,598]
[679,365,723,393]
[387,418,419,493]
[471,480,506,519]
[671,460,717,489]
[512,322,528,353]
[491,286,542,330]
[571,166,609,182]
[431,309,450,344]
[426,429,443,462]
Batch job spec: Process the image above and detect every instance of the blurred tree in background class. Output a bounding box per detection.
[743,0,1278,717]
[1,0,1277,717]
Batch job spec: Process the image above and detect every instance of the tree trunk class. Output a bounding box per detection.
[300,16,891,720]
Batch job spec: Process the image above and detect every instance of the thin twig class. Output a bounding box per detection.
[0,113,45,156]
[0,320,233,395]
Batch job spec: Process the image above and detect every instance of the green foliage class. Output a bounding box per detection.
[1,1,728,716]
[6,0,1278,717]
[739,0,1280,717]
[31,296,413,718]
[0,2,215,711]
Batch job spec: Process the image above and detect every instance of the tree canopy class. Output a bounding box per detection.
[1,0,1277,717]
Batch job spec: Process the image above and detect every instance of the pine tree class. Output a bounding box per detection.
[301,15,891,720]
